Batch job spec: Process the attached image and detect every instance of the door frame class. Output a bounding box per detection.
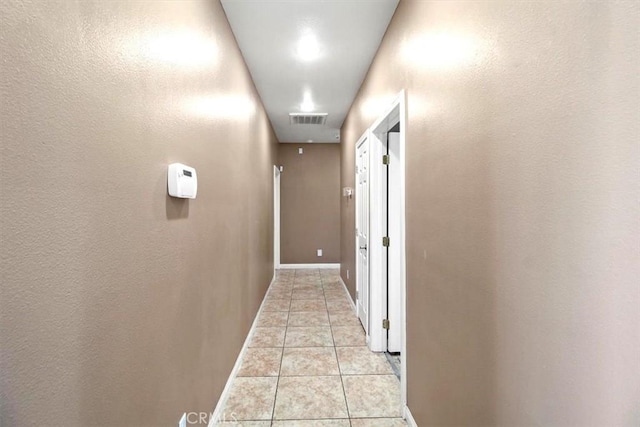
[354,131,370,336]
[273,165,281,271]
[365,90,407,409]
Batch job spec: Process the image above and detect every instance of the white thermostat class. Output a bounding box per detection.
[168,163,197,199]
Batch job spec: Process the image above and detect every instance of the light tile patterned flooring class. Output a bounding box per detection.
[218,269,407,427]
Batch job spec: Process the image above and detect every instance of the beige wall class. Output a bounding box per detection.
[279,144,341,264]
[341,1,640,425]
[0,1,277,425]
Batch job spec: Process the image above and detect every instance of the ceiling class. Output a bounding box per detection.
[220,0,399,143]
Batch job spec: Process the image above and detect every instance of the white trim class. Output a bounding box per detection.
[368,127,386,352]
[338,276,357,313]
[404,405,418,427]
[368,90,406,354]
[358,90,408,409]
[273,166,281,271]
[399,89,408,413]
[278,263,340,269]
[208,273,276,426]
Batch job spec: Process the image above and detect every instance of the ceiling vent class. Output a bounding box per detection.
[289,113,328,125]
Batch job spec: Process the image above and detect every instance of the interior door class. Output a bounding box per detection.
[356,136,370,334]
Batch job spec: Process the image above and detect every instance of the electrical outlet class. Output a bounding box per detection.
[178,413,187,427]
[347,270,349,279]
[298,147,303,154]
[317,249,323,257]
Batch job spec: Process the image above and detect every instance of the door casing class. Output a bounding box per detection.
[273,165,280,271]
[354,90,407,412]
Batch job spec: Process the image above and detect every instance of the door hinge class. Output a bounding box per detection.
[382,155,390,165]
[383,319,390,329]
[356,290,359,299]
[382,236,390,247]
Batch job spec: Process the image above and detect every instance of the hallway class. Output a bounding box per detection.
[2,1,638,426]
[217,269,405,426]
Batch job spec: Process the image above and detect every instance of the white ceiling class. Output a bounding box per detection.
[220,0,399,143]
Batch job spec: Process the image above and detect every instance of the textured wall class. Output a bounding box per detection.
[341,1,640,425]
[279,144,341,264]
[0,1,277,425]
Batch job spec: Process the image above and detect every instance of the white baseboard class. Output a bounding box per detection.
[338,276,357,313]
[208,273,276,427]
[404,405,418,426]
[278,263,340,269]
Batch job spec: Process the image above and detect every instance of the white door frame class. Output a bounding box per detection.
[363,90,407,410]
[273,165,281,271]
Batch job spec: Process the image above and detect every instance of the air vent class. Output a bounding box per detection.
[289,113,328,125]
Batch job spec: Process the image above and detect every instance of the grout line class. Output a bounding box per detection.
[323,272,353,426]
[268,269,294,424]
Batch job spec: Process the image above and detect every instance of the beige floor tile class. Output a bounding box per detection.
[325,299,353,312]
[295,269,320,275]
[250,327,286,348]
[294,276,322,282]
[276,269,295,277]
[216,422,271,426]
[237,347,283,377]
[323,289,348,300]
[223,377,278,420]
[294,277,320,283]
[342,375,402,418]
[269,289,293,299]
[272,420,350,427]
[269,287,293,296]
[287,311,329,327]
[350,419,407,427]
[257,311,289,327]
[290,299,326,312]
[295,283,323,290]
[292,289,325,300]
[280,347,339,376]
[285,327,334,347]
[262,299,291,312]
[332,325,366,347]
[323,285,345,294]
[336,346,394,375]
[293,284,324,292]
[273,376,348,419]
[329,311,360,327]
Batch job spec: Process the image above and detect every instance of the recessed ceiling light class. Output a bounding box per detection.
[300,91,314,112]
[296,32,320,61]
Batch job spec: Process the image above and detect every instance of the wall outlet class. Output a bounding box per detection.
[298,147,303,154]
[178,413,187,427]
[347,270,349,279]
[317,249,323,257]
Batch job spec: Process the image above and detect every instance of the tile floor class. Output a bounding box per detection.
[217,268,406,426]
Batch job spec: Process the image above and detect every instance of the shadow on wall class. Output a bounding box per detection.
[166,194,189,220]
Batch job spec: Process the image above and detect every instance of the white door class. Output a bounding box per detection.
[356,135,370,334]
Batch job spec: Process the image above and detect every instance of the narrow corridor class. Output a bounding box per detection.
[217,269,406,426]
